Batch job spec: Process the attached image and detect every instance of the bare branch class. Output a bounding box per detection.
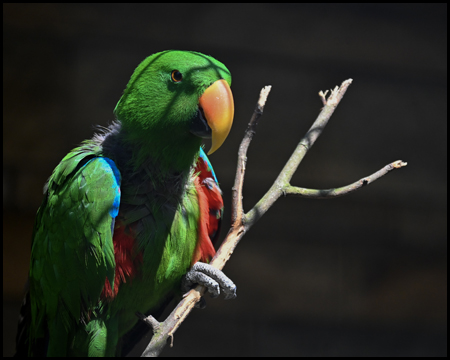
[245,79,353,227]
[231,85,272,225]
[284,160,408,198]
[139,79,406,356]
[318,90,328,106]
[136,312,160,333]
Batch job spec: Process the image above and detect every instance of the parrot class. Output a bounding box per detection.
[15,50,237,356]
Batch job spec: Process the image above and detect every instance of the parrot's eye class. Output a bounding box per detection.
[171,70,183,82]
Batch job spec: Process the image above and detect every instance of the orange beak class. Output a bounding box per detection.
[199,79,234,155]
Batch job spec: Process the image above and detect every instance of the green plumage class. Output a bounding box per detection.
[115,50,231,171]
[18,50,232,356]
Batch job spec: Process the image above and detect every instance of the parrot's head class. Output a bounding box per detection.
[114,50,234,170]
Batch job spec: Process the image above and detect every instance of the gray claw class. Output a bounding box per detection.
[224,285,237,300]
[182,262,237,300]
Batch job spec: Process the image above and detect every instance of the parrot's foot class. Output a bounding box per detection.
[182,262,237,306]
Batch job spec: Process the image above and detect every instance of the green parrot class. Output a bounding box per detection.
[15,50,237,356]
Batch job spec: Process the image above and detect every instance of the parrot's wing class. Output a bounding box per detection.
[29,148,120,355]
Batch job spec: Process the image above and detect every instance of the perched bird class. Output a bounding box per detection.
[15,50,236,356]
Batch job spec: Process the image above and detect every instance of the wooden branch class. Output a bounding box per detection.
[140,79,407,356]
[232,86,272,225]
[283,160,407,199]
[245,79,355,227]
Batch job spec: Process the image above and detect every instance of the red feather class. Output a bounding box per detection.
[101,154,223,299]
[191,155,223,265]
[101,219,142,300]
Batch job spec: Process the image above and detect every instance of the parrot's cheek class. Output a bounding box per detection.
[189,107,212,139]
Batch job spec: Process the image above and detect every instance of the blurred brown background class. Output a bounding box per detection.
[3,4,446,356]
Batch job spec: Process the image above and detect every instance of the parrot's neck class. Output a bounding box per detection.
[100,121,201,181]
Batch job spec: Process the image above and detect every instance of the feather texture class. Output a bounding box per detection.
[17,50,232,356]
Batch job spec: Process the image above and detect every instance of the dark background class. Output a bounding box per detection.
[3,4,446,356]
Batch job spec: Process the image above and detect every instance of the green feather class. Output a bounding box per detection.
[114,50,231,172]
[29,153,118,355]
[23,50,232,356]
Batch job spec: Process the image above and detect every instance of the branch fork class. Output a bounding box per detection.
[139,79,407,356]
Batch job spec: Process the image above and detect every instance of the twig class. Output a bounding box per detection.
[140,79,407,356]
[136,312,160,333]
[245,79,355,226]
[232,85,272,225]
[283,160,407,198]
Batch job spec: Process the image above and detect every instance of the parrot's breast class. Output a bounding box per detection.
[97,125,223,340]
